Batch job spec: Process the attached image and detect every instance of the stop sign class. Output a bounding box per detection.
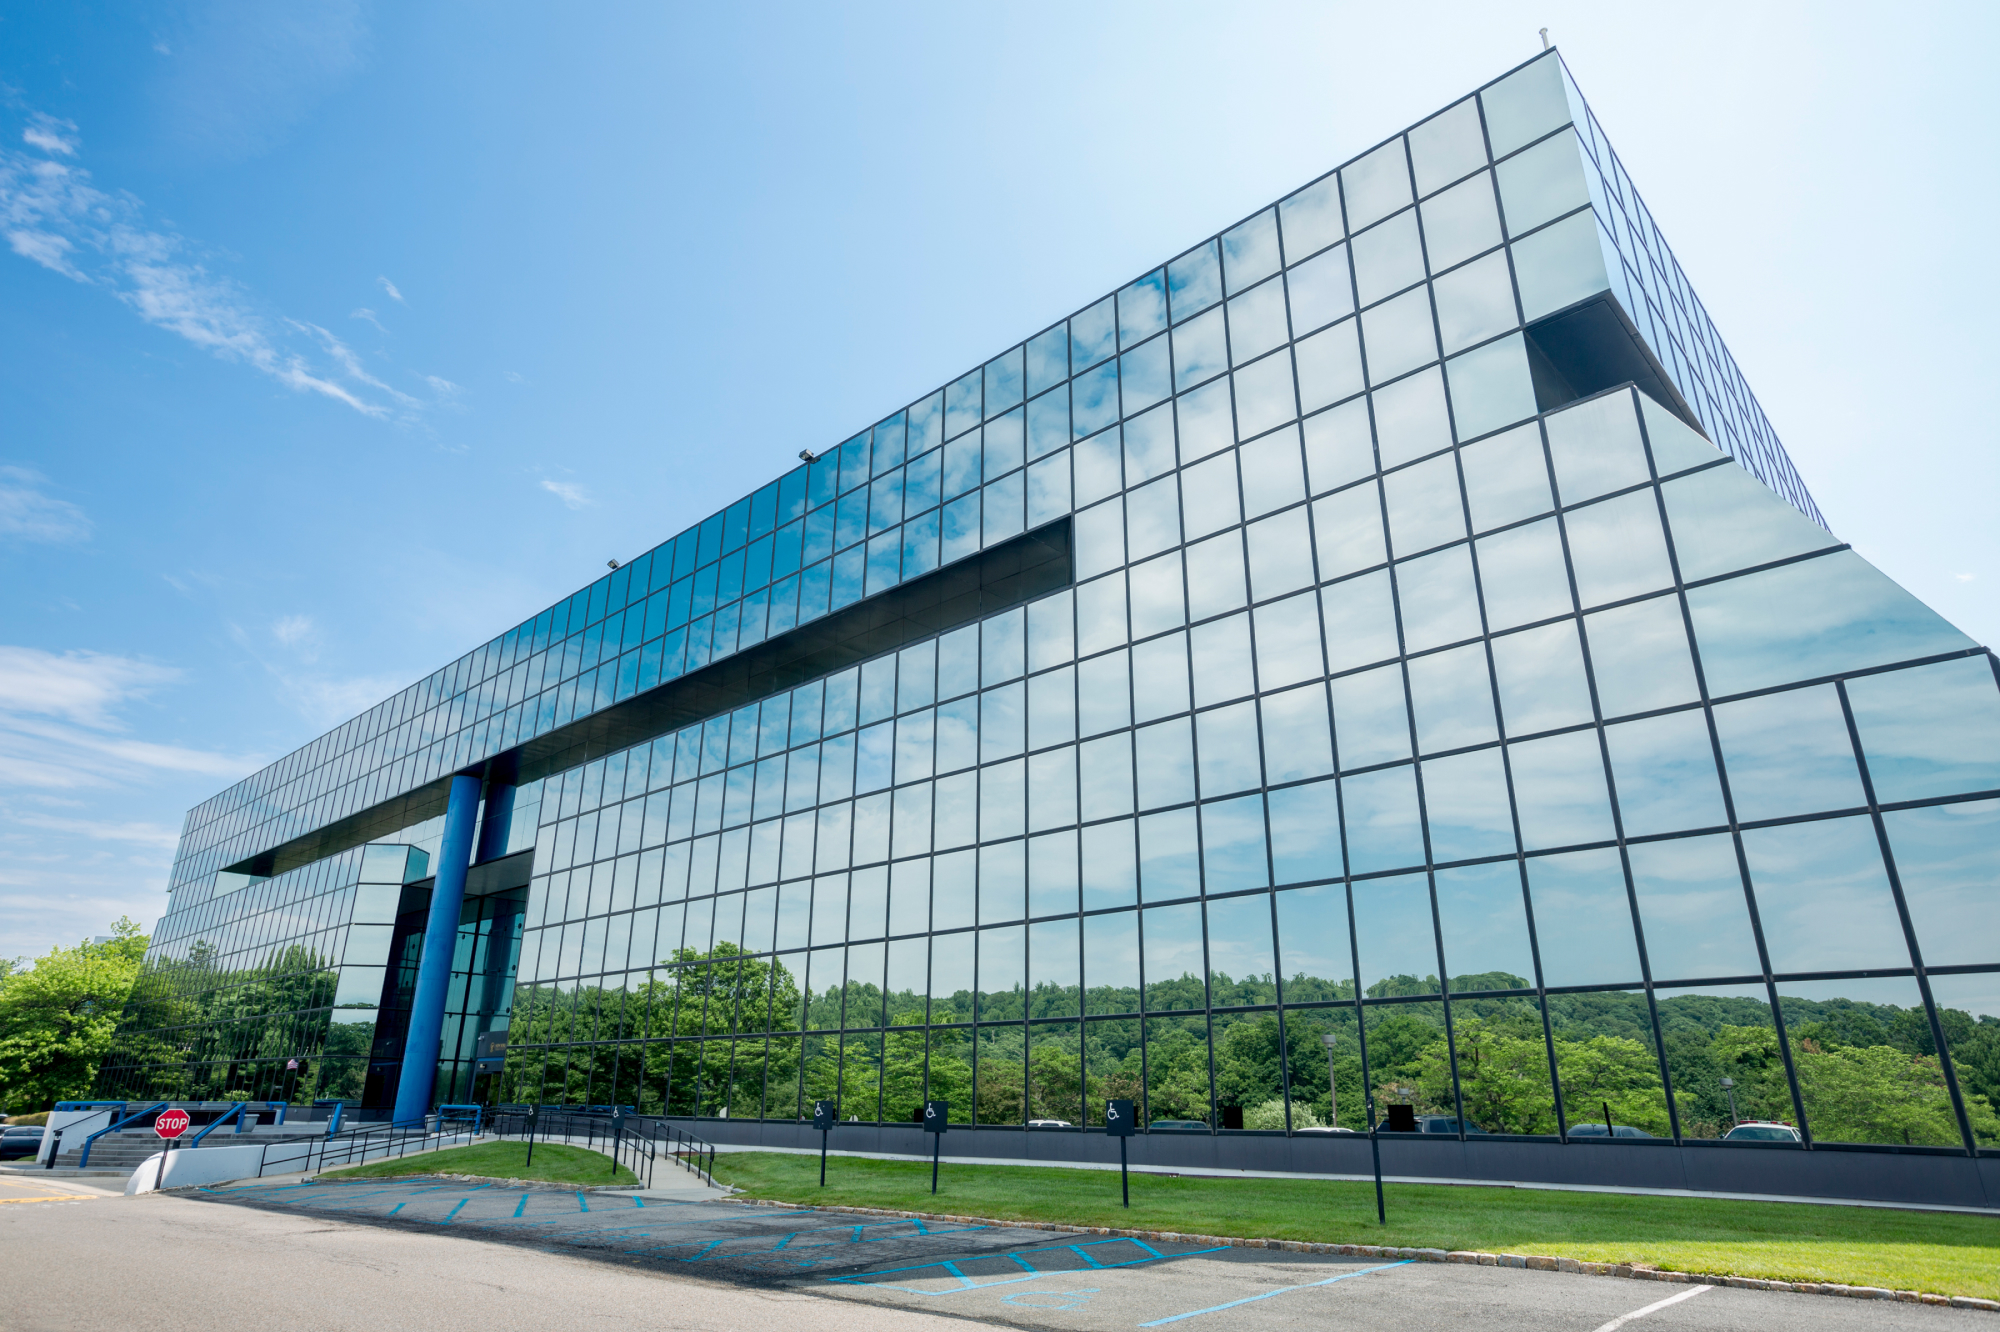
[154,1109,190,1139]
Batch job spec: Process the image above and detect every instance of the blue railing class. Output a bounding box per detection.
[437,1104,483,1136]
[76,1102,168,1169]
[190,1101,252,1145]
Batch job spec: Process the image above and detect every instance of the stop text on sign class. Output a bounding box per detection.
[154,1109,190,1139]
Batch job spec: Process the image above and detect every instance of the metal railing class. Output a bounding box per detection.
[485,1109,717,1189]
[189,1100,249,1145]
[286,1114,480,1178]
[75,1102,168,1169]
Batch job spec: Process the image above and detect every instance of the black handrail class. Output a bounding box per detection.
[292,1113,480,1178]
[485,1111,717,1188]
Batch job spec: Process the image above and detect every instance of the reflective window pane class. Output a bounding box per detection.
[1584,596,1699,719]
[1713,685,1865,823]
[1742,817,1908,974]
[1881,800,2000,969]
[1491,622,1595,735]
[1545,390,1649,504]
[1604,710,1727,838]
[1420,747,1515,862]
[1847,657,2000,803]
[1527,848,1641,985]
[1777,977,1962,1147]
[1687,553,1973,698]
[1476,517,1573,631]
[1565,491,1674,609]
[1340,766,1425,874]
[1663,462,1838,584]
[1420,172,1502,272]
[1435,861,1533,990]
[1382,454,1466,556]
[1628,834,1763,981]
[1508,730,1614,850]
[1351,871,1438,994]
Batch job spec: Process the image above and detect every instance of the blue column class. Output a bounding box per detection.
[392,774,481,1124]
[475,782,515,863]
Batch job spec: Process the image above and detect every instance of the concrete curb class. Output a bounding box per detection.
[298,1170,692,1193]
[730,1198,1999,1312]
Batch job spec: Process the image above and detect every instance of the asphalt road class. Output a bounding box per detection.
[0,1176,1983,1332]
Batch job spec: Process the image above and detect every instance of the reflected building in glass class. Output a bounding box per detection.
[100,51,2000,1193]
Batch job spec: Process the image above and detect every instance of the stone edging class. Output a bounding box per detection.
[732,1198,1999,1312]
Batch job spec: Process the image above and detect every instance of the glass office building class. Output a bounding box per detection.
[101,51,2000,1165]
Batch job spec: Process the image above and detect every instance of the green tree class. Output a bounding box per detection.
[0,920,150,1112]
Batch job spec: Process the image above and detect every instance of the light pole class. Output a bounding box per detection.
[1720,1077,1739,1127]
[1321,1033,1338,1128]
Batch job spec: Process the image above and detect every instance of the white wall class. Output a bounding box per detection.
[125,1131,478,1194]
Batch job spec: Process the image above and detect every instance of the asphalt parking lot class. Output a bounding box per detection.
[0,1175,1986,1332]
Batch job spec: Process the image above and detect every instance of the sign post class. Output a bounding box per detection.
[1104,1099,1135,1208]
[812,1100,836,1187]
[922,1100,948,1195]
[524,1105,539,1170]
[610,1105,626,1178]
[153,1108,190,1192]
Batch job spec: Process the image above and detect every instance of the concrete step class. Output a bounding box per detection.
[56,1130,335,1170]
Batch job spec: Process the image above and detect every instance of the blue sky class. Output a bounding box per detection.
[1,1,1995,959]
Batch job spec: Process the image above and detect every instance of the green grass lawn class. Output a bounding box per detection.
[712,1151,2000,1299]
[318,1141,637,1186]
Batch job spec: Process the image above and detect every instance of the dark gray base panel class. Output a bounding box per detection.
[672,1118,2000,1210]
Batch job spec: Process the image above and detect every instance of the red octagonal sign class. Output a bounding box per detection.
[154,1109,190,1139]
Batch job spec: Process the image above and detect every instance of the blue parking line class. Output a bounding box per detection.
[441,1199,468,1224]
[830,1238,1231,1297]
[1138,1260,1412,1325]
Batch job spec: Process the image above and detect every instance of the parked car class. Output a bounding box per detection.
[0,1127,46,1160]
[1723,1121,1802,1143]
[1382,1114,1483,1135]
[1294,1125,1360,1134]
[1148,1119,1210,1131]
[1567,1123,1656,1138]
[1027,1119,1072,1129]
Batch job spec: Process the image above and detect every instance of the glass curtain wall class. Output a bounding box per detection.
[499,378,2000,1150]
[165,51,1817,908]
[117,52,2000,1157]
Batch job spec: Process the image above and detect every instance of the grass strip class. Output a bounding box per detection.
[711,1150,1999,1299]
[317,1141,637,1186]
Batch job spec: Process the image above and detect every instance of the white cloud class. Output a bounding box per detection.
[7,811,181,850]
[540,478,591,510]
[378,275,404,303]
[0,466,91,543]
[350,305,387,333]
[0,110,430,420]
[289,319,417,407]
[271,614,317,651]
[0,646,179,729]
[425,374,460,397]
[22,115,78,157]
[0,646,252,794]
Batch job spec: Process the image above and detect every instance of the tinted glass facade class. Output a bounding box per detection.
[102,53,1999,1160]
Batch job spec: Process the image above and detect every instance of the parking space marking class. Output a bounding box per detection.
[1138,1259,1413,1325]
[831,1236,1231,1297]
[1589,1284,1711,1332]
